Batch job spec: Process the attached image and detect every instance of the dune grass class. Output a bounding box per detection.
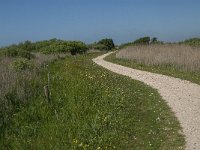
[105,45,200,85]
[1,53,185,149]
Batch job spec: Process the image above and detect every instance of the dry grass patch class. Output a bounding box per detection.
[117,44,200,72]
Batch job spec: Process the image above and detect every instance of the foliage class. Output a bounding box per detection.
[1,42,34,59]
[182,38,200,46]
[133,36,151,45]
[17,50,35,59]
[33,39,88,55]
[89,43,108,50]
[11,58,34,71]
[119,37,164,49]
[97,38,115,50]
[0,39,89,56]
[67,41,88,55]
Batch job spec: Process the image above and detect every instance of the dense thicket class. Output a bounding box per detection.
[119,37,164,49]
[182,38,200,46]
[133,36,151,45]
[89,38,115,51]
[0,39,88,57]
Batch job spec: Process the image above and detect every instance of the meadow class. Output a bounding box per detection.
[0,51,184,149]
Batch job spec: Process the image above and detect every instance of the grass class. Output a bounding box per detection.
[1,53,185,149]
[0,53,67,144]
[105,45,200,85]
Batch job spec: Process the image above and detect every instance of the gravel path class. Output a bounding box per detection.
[93,52,200,150]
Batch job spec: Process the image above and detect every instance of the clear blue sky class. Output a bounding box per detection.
[0,0,200,46]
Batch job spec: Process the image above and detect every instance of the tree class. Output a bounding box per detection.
[97,39,115,50]
[151,37,158,44]
[133,37,150,45]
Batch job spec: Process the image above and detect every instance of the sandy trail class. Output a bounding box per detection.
[93,52,200,150]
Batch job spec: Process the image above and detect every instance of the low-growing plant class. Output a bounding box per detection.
[17,50,35,59]
[11,58,34,71]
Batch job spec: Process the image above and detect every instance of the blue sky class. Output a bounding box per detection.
[0,0,200,46]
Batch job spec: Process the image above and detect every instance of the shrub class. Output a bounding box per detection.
[97,39,115,50]
[183,38,200,46]
[11,58,34,71]
[3,47,34,59]
[133,37,150,45]
[3,48,18,57]
[17,50,35,59]
[68,41,88,55]
[92,44,108,50]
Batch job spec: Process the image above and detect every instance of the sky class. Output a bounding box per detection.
[0,0,200,46]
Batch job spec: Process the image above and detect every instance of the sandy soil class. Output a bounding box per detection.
[93,52,200,150]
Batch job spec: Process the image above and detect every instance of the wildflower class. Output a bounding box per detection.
[73,139,78,144]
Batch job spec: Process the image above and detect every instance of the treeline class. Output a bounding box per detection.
[181,38,200,46]
[119,36,164,49]
[120,36,200,49]
[0,39,89,58]
[88,38,115,51]
[1,37,199,57]
[0,38,116,58]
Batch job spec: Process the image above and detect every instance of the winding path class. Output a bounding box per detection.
[93,52,200,150]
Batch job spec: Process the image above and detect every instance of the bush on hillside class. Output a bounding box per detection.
[97,39,115,50]
[183,38,200,46]
[11,58,34,71]
[133,37,151,45]
[68,41,88,55]
[3,48,34,59]
[3,48,18,57]
[0,39,89,56]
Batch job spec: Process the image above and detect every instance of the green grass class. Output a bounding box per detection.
[2,53,185,149]
[105,52,200,85]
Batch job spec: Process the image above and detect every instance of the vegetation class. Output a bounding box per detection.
[1,53,184,149]
[181,38,200,47]
[89,38,115,51]
[0,39,88,56]
[133,37,151,45]
[105,44,200,85]
[0,52,67,144]
[11,58,34,71]
[119,37,164,49]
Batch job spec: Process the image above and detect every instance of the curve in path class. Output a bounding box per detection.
[93,52,200,150]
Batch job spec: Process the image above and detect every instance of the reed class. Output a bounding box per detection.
[117,44,200,72]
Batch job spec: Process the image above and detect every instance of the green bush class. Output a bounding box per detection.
[0,39,89,56]
[93,44,108,50]
[133,36,150,45]
[3,48,18,57]
[67,41,88,55]
[11,58,34,71]
[17,50,34,59]
[183,38,200,46]
[97,39,115,50]
[3,47,34,59]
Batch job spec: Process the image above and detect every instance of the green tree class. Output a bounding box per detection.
[151,37,158,44]
[134,37,150,45]
[97,39,115,50]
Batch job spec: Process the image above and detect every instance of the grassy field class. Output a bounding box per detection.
[105,45,200,85]
[1,53,184,149]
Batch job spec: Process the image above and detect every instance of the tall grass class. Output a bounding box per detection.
[117,44,200,72]
[0,53,67,137]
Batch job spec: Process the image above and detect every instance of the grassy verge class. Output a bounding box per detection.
[2,53,185,149]
[105,52,200,85]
